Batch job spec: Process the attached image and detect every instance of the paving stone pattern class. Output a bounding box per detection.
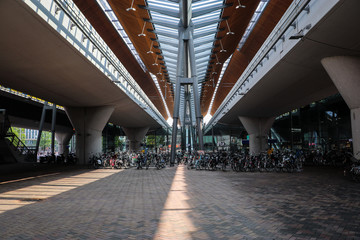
[0,165,359,239]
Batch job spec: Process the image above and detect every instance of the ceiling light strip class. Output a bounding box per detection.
[207,55,232,115]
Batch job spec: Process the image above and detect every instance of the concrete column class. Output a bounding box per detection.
[55,131,73,156]
[65,106,114,164]
[239,116,275,155]
[122,127,149,153]
[321,56,360,159]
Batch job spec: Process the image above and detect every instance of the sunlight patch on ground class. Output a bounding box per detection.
[0,169,119,214]
[154,166,197,239]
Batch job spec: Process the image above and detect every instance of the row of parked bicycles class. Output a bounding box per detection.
[85,148,360,182]
[184,149,360,182]
[87,152,168,170]
[38,153,78,165]
[185,151,304,173]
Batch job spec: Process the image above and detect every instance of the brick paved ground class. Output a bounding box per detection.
[0,165,359,239]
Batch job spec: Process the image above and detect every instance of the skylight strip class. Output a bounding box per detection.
[150,73,171,119]
[207,55,232,115]
[96,0,147,72]
[237,0,270,51]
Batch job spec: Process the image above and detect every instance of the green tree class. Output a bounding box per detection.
[115,136,125,151]
[10,127,26,140]
[39,131,52,152]
[146,135,165,150]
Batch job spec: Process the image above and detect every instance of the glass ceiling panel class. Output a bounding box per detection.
[194,35,215,45]
[154,25,178,34]
[194,43,213,53]
[193,17,219,28]
[192,0,221,8]
[145,0,226,125]
[147,0,178,10]
[151,12,179,24]
[161,52,178,60]
[156,35,178,45]
[192,10,221,24]
[194,23,218,34]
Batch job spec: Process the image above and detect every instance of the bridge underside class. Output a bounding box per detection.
[218,0,360,125]
[0,0,161,129]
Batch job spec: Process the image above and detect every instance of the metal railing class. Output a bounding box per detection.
[1,110,36,161]
[0,85,63,110]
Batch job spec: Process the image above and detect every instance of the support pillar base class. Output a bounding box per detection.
[55,131,73,157]
[122,127,149,153]
[65,106,114,164]
[239,116,275,156]
[322,56,360,159]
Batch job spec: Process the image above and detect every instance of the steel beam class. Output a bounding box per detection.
[188,28,204,150]
[51,104,57,155]
[35,102,50,155]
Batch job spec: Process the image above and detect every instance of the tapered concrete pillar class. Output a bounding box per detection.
[322,56,360,159]
[239,116,275,155]
[65,106,114,164]
[55,131,73,156]
[122,127,149,152]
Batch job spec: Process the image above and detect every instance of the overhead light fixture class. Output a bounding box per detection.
[289,24,311,40]
[138,21,146,37]
[55,5,61,15]
[147,41,154,54]
[70,22,75,30]
[236,0,246,9]
[225,20,234,35]
[81,34,87,43]
[152,55,159,66]
[219,40,227,53]
[215,54,221,65]
[126,0,136,11]
[289,30,304,40]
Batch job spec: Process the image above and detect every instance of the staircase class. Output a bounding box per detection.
[0,110,36,163]
[270,128,286,150]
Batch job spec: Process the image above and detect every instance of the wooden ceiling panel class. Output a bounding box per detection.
[210,0,293,116]
[73,0,169,118]
[201,0,260,115]
[107,0,173,116]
